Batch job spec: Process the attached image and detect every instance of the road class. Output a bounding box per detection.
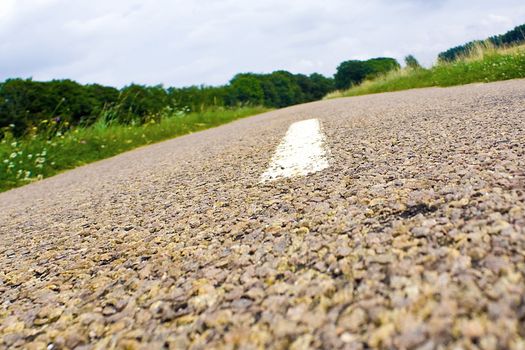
[1,80,525,349]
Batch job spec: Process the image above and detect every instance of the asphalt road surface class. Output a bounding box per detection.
[1,80,525,350]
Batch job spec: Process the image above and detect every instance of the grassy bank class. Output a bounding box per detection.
[327,44,525,98]
[0,107,269,192]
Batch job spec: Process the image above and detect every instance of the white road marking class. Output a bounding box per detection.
[260,118,330,182]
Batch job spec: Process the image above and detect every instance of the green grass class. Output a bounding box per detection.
[327,44,525,98]
[0,107,269,192]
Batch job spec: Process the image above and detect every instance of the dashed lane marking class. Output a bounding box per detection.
[260,118,330,182]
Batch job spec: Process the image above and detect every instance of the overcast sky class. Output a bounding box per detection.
[1,0,525,88]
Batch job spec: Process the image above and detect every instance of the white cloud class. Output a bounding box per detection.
[0,0,15,18]
[1,0,525,87]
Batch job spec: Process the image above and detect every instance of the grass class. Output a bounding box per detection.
[326,43,525,98]
[0,107,269,192]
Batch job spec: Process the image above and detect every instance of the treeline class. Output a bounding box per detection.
[0,73,334,137]
[0,57,403,137]
[439,23,525,62]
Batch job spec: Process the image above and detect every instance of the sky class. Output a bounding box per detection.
[1,0,525,88]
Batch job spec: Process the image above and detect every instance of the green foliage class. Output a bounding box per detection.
[0,79,120,137]
[334,60,370,90]
[307,73,336,100]
[168,85,229,112]
[404,55,422,69]
[227,71,335,108]
[328,46,525,98]
[334,57,400,90]
[118,84,169,124]
[439,24,525,62]
[491,23,525,46]
[266,71,303,108]
[1,72,336,137]
[229,74,265,106]
[366,58,401,75]
[0,107,268,192]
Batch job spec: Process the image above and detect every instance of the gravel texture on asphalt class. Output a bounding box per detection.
[1,80,525,350]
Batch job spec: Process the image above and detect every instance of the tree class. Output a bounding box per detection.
[334,58,400,90]
[0,79,116,135]
[334,60,370,90]
[308,73,335,100]
[118,84,169,123]
[404,55,422,69]
[293,74,314,103]
[365,58,400,75]
[229,74,265,106]
[266,71,303,108]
